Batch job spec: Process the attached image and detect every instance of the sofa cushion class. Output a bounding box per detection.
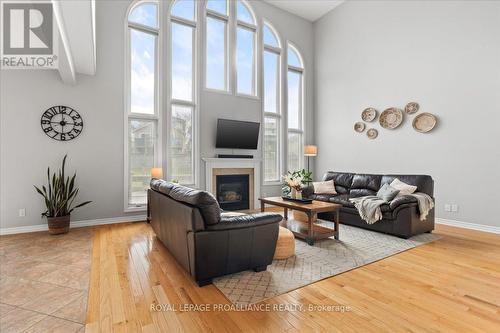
[167,183,221,225]
[349,189,376,196]
[313,180,337,194]
[322,172,354,194]
[310,194,336,202]
[150,178,176,196]
[351,174,382,192]
[377,184,400,202]
[389,195,418,209]
[381,175,433,196]
[328,194,355,208]
[210,213,283,231]
[390,178,417,195]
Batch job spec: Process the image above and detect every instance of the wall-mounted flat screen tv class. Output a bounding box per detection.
[215,119,260,149]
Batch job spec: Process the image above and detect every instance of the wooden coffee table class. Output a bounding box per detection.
[260,197,341,245]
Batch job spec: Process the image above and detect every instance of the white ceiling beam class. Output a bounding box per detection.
[52,0,76,84]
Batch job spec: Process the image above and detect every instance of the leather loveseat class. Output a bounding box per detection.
[148,179,282,286]
[302,172,435,238]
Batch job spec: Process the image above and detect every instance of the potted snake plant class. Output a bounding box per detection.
[34,155,91,235]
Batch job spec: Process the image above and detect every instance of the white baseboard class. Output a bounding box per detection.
[436,218,500,235]
[0,215,147,236]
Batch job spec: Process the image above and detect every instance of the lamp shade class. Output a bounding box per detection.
[151,168,163,179]
[304,145,317,156]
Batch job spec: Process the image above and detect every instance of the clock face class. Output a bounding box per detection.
[41,106,83,141]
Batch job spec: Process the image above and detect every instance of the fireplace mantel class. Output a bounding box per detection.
[202,158,261,210]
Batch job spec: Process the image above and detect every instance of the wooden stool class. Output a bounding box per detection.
[274,226,295,259]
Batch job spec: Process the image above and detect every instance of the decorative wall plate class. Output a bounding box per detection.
[367,128,378,139]
[405,102,420,114]
[361,108,378,122]
[354,122,366,133]
[379,108,403,129]
[412,112,437,133]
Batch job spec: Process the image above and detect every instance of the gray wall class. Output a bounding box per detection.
[314,1,500,227]
[0,0,313,229]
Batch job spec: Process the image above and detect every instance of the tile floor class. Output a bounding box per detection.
[0,227,93,333]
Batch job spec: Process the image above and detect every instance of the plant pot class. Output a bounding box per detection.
[47,215,70,235]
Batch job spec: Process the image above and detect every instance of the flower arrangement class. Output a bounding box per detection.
[282,169,312,199]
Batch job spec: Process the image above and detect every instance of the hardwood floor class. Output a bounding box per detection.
[85,221,500,333]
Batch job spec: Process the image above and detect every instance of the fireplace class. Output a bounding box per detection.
[216,174,250,211]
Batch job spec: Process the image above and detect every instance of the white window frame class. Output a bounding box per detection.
[235,0,258,98]
[124,0,161,212]
[204,1,230,93]
[167,0,199,188]
[286,42,305,172]
[262,22,282,185]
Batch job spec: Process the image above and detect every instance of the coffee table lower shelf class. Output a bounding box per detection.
[280,218,337,245]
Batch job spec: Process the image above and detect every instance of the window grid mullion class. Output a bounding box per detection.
[206,10,229,22]
[128,22,158,35]
[171,16,197,28]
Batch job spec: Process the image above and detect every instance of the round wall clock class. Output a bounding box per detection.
[40,105,83,141]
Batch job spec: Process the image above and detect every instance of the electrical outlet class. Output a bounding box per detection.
[18,208,26,217]
[451,204,458,212]
[444,204,451,212]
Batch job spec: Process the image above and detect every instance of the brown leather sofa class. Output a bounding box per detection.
[148,179,282,286]
[303,172,435,238]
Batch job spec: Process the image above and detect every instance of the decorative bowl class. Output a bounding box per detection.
[361,108,378,122]
[412,113,437,133]
[405,102,420,114]
[379,108,404,129]
[354,122,366,133]
[366,128,378,139]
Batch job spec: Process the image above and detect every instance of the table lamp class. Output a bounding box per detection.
[151,167,163,179]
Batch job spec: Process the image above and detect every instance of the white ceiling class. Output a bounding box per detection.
[263,0,344,22]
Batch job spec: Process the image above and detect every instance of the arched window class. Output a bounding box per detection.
[263,22,281,183]
[125,1,159,209]
[205,0,228,91]
[169,0,197,185]
[286,43,304,172]
[236,0,257,96]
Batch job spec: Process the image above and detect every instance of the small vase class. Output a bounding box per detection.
[291,188,302,200]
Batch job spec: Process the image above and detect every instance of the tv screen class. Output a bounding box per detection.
[216,119,260,149]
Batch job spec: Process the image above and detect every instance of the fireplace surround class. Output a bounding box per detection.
[203,158,261,211]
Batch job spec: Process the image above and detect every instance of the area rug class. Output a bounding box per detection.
[213,223,440,305]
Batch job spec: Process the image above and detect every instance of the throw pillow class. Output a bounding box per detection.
[313,180,337,194]
[390,178,417,195]
[377,183,400,202]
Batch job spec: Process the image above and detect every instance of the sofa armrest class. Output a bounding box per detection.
[206,213,282,231]
[389,195,418,209]
[301,184,315,198]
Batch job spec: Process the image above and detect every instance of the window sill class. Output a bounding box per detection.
[263,181,282,186]
[125,206,147,213]
[236,92,259,100]
[203,87,232,95]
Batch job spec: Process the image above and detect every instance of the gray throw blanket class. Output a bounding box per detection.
[350,192,435,225]
[349,196,386,224]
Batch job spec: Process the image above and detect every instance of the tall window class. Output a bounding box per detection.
[205,0,228,91]
[263,23,281,183]
[169,0,197,185]
[287,44,304,172]
[236,0,256,96]
[126,1,159,208]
